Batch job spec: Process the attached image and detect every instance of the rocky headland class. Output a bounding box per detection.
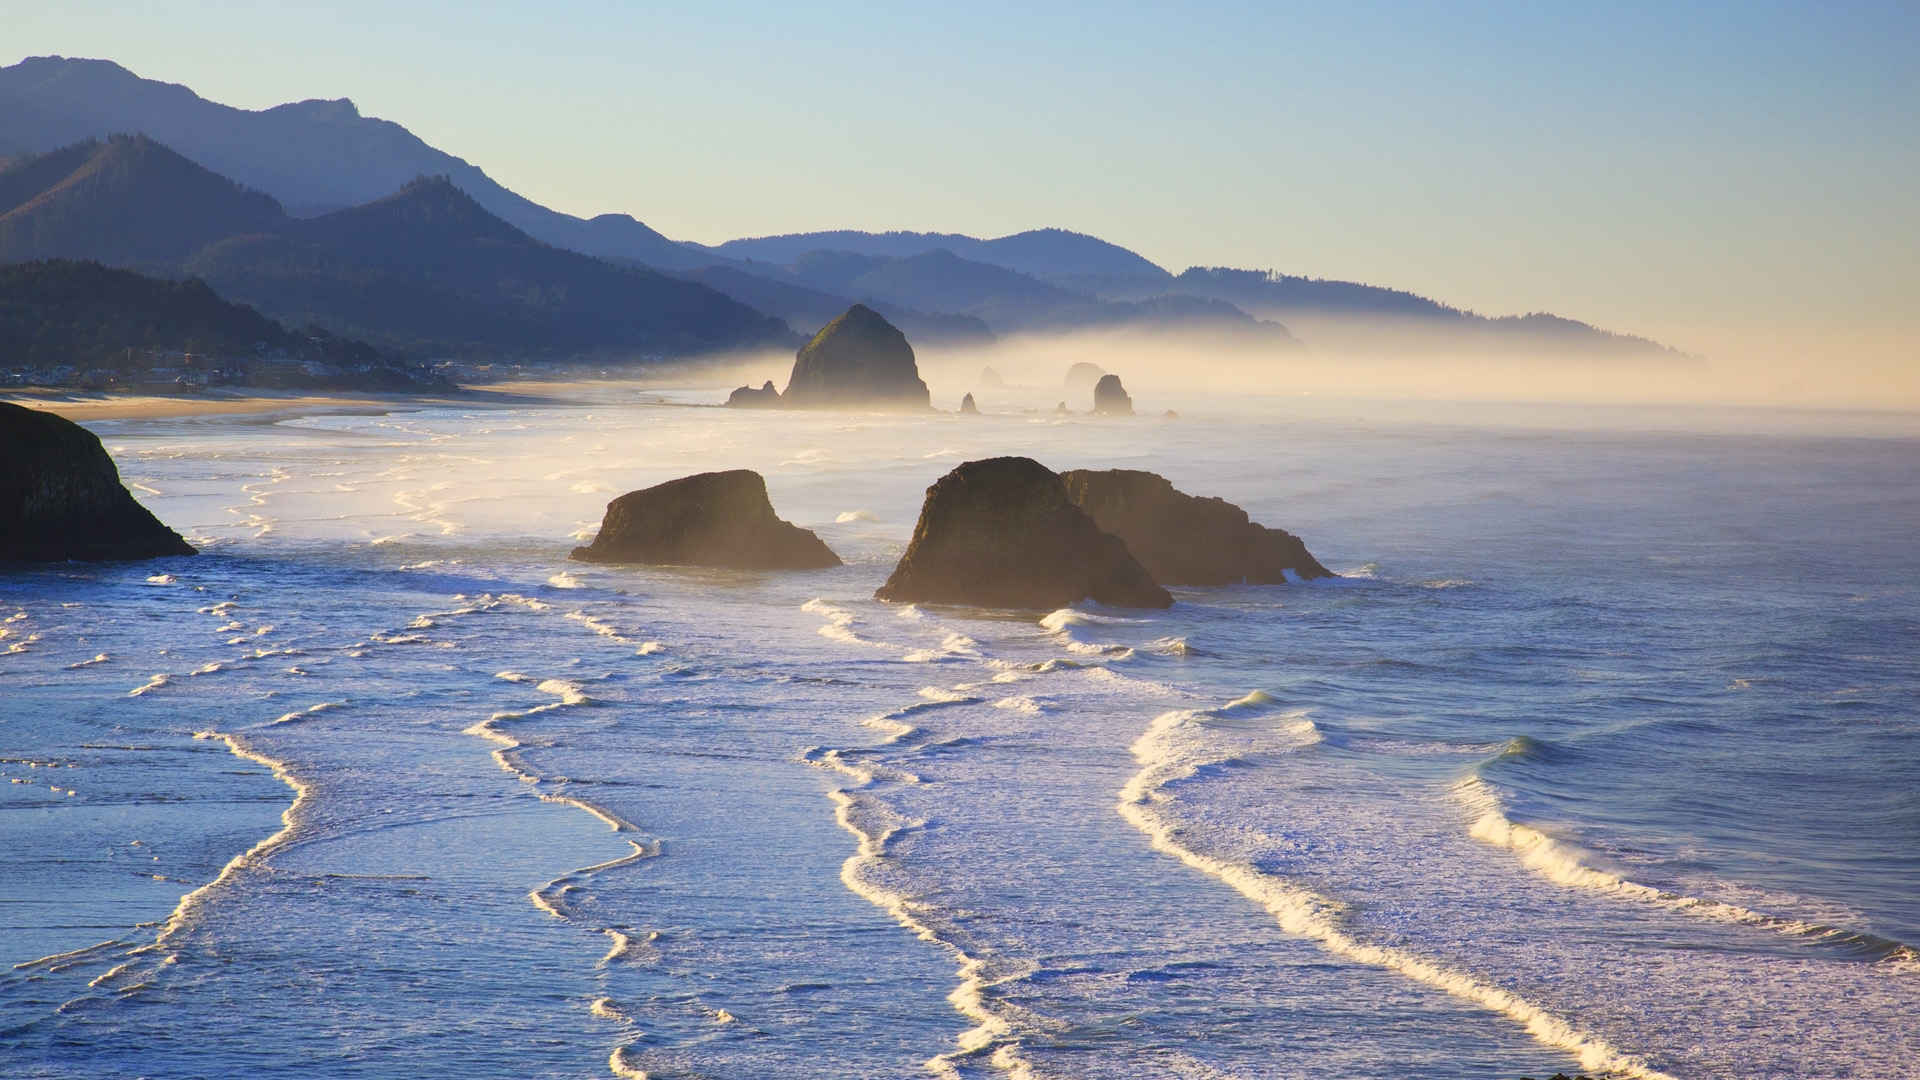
[876,456,1171,609]
[571,469,841,570]
[1059,468,1331,585]
[1,401,196,562]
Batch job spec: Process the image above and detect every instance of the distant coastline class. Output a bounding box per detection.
[0,382,584,422]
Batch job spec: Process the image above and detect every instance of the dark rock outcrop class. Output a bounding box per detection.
[1092,373,1133,415]
[1064,361,1105,394]
[1,401,196,562]
[726,380,782,408]
[1059,468,1332,586]
[959,393,979,415]
[876,457,1171,609]
[781,304,930,409]
[1053,401,1070,416]
[571,469,840,570]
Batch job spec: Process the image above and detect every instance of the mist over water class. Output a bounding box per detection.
[2,382,1915,1078]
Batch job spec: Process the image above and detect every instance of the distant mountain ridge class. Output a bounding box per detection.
[0,55,712,270]
[713,227,1171,285]
[0,136,792,358]
[0,55,1686,359]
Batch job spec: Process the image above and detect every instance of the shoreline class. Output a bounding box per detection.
[0,383,597,423]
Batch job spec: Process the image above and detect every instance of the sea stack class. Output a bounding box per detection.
[571,469,840,570]
[781,304,930,409]
[1092,373,1133,416]
[1059,469,1333,586]
[876,457,1171,609]
[979,366,1005,388]
[1,402,196,562]
[960,393,979,415]
[1064,362,1106,396]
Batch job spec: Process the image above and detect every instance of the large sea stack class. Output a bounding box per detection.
[571,469,840,570]
[876,457,1171,609]
[1,401,196,562]
[1092,373,1133,416]
[1059,469,1332,586]
[781,304,930,409]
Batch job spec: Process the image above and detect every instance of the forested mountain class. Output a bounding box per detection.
[0,140,792,359]
[186,178,793,356]
[0,136,280,266]
[0,259,442,389]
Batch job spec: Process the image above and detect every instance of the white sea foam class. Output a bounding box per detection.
[1118,696,1680,1080]
[836,509,877,523]
[65,653,111,669]
[1456,774,1919,966]
[548,571,585,589]
[128,673,171,697]
[803,597,893,649]
[802,739,1044,1079]
[144,574,177,585]
[262,702,342,728]
[70,729,316,996]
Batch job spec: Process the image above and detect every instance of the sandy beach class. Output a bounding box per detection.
[1,383,606,422]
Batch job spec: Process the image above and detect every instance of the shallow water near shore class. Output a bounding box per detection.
[2,384,1916,1079]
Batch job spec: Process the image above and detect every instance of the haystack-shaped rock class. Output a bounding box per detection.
[726,380,782,408]
[571,469,840,570]
[1092,374,1133,416]
[979,366,1005,388]
[2,402,196,562]
[959,393,979,415]
[1059,469,1332,586]
[781,304,930,409]
[876,457,1171,609]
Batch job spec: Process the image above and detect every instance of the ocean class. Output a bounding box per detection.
[1,383,1915,1079]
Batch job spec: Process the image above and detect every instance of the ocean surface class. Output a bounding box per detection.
[1,383,1915,1079]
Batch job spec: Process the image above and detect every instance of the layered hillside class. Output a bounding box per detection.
[0,140,793,359]
[0,135,281,266]
[0,55,715,269]
[0,259,441,389]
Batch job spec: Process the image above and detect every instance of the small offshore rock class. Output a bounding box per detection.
[726,380,782,408]
[959,392,979,415]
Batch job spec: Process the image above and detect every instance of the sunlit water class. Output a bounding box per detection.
[2,384,1915,1079]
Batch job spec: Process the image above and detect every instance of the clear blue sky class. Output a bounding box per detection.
[11,2,1919,384]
